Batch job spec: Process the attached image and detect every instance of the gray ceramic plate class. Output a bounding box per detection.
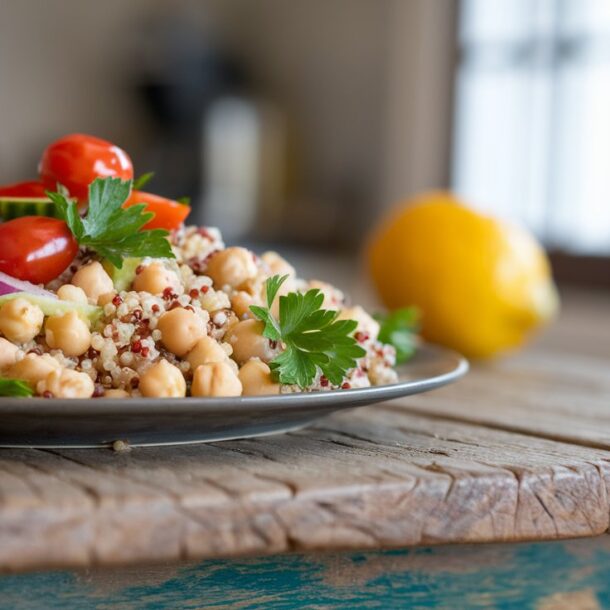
[0,343,467,448]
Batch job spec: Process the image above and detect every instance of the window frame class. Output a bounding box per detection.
[451,0,610,287]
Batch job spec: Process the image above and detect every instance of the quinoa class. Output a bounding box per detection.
[1,224,399,398]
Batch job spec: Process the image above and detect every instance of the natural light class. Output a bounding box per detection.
[453,0,610,254]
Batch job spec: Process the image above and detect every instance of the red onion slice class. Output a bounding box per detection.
[0,271,57,299]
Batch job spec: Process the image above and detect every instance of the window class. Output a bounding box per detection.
[453,0,610,255]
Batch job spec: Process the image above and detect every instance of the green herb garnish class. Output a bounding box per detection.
[176,196,191,206]
[0,378,34,397]
[250,275,366,388]
[374,307,419,364]
[133,171,155,190]
[48,177,174,268]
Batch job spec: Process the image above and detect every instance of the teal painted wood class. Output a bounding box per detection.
[2,537,610,609]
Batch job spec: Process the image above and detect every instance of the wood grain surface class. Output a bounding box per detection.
[0,289,608,572]
[396,289,610,449]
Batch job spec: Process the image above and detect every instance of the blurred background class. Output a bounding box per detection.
[0,0,608,287]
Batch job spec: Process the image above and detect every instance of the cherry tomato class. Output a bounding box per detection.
[0,181,48,198]
[39,134,133,202]
[0,217,78,284]
[123,191,190,231]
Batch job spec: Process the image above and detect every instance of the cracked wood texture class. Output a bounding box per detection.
[0,289,608,572]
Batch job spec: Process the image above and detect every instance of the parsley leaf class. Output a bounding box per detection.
[374,307,419,363]
[0,378,34,397]
[250,275,366,388]
[49,177,175,269]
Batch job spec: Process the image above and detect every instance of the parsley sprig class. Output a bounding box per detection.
[48,177,175,268]
[374,307,419,363]
[0,378,34,397]
[250,276,366,388]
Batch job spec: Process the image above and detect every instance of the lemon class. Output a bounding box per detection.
[367,192,559,359]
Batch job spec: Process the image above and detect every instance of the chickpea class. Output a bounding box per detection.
[239,274,266,299]
[97,291,117,306]
[8,354,60,387]
[238,359,280,396]
[259,251,296,316]
[186,335,230,369]
[45,311,91,357]
[338,306,380,341]
[224,319,280,365]
[261,251,296,279]
[230,291,256,319]
[206,247,257,289]
[37,368,95,399]
[56,284,88,304]
[157,308,206,357]
[0,298,44,343]
[71,261,114,304]
[139,359,186,398]
[133,262,180,295]
[105,389,130,398]
[225,357,239,374]
[0,338,19,371]
[191,362,242,397]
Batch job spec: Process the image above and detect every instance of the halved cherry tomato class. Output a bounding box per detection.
[0,217,78,284]
[39,134,133,202]
[0,181,48,198]
[123,191,190,231]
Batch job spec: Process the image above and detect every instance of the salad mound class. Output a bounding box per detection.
[0,134,411,399]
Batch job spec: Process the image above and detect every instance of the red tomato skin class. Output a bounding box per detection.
[39,134,133,202]
[0,181,48,198]
[0,217,78,284]
[124,191,190,231]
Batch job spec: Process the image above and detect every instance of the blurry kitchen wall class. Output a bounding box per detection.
[0,0,456,247]
[0,0,254,197]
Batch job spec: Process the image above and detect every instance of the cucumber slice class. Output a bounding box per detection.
[0,292,102,326]
[102,257,142,292]
[0,197,58,221]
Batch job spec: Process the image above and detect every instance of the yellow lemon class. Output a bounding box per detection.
[367,192,559,359]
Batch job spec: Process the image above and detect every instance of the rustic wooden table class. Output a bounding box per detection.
[0,288,608,609]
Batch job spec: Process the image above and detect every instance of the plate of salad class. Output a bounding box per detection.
[0,134,467,447]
